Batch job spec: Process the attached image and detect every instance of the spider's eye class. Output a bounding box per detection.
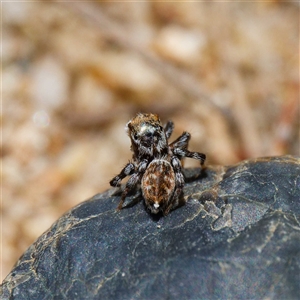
[133,133,138,140]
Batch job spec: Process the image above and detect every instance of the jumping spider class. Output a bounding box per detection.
[110,113,206,215]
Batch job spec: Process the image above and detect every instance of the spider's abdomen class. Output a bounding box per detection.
[141,159,176,214]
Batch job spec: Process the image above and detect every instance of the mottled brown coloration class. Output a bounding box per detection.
[127,113,160,132]
[110,113,206,215]
[142,160,176,214]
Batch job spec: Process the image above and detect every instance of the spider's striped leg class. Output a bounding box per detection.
[169,131,190,150]
[110,162,135,187]
[118,159,148,210]
[164,156,185,215]
[164,121,174,140]
[174,148,206,166]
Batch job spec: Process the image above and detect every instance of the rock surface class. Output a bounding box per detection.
[1,155,300,299]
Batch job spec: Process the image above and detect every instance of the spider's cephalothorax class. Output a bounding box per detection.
[110,113,206,215]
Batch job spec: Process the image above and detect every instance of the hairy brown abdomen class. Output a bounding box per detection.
[141,160,176,211]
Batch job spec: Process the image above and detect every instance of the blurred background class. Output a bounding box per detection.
[2,1,299,281]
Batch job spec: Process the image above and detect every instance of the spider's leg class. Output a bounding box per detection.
[169,131,190,149]
[174,148,206,166]
[118,159,148,210]
[164,156,185,215]
[110,162,135,187]
[164,121,174,140]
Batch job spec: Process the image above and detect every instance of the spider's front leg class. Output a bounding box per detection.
[110,162,135,187]
[176,149,206,165]
[164,121,174,140]
[118,159,148,210]
[170,131,190,149]
[171,132,206,165]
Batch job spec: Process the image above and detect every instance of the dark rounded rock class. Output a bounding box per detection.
[1,155,300,299]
